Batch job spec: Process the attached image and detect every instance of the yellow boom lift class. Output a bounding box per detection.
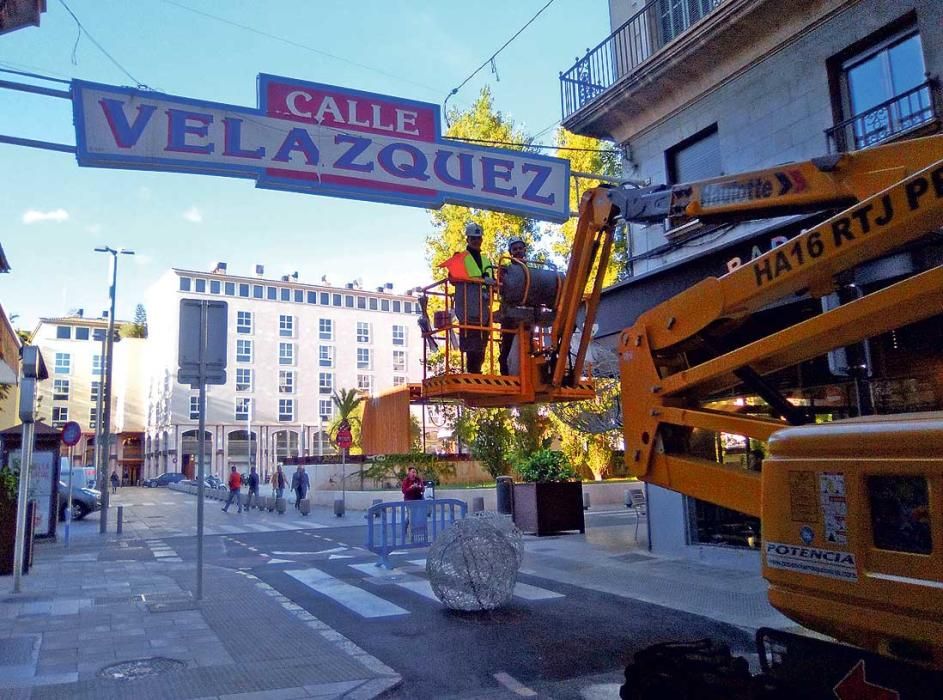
[400,134,943,697]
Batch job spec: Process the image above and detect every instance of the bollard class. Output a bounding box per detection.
[583,492,591,511]
[496,476,514,515]
[472,496,484,513]
[334,497,345,517]
[116,505,123,534]
[372,498,382,518]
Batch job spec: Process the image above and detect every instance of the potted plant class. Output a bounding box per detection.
[511,449,585,536]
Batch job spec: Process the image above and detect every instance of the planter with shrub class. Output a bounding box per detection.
[511,449,584,536]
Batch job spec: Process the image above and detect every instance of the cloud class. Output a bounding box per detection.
[22,208,69,224]
[182,206,203,223]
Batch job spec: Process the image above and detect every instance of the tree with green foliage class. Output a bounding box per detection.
[331,388,365,455]
[121,304,148,338]
[469,409,513,479]
[426,86,538,280]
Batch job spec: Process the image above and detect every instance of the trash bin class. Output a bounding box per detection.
[496,476,514,515]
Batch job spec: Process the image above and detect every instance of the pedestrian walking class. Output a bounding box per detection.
[291,465,310,509]
[246,466,260,509]
[271,465,286,498]
[110,471,119,495]
[222,465,243,513]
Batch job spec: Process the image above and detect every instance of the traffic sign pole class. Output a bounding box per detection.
[60,421,82,548]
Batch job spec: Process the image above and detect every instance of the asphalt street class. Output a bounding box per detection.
[150,505,755,698]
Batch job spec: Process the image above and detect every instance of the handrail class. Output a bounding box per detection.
[825,80,939,153]
[560,0,725,120]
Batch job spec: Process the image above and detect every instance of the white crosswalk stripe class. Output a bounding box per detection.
[407,559,563,600]
[349,563,439,601]
[286,567,408,618]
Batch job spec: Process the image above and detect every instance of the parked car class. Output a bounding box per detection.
[57,481,102,521]
[143,472,186,488]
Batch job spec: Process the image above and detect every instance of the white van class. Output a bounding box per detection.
[60,458,98,490]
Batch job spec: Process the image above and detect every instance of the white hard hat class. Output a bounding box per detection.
[465,222,483,238]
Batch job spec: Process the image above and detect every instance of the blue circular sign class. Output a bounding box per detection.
[61,421,82,446]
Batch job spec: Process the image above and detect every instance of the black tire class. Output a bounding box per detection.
[60,502,89,521]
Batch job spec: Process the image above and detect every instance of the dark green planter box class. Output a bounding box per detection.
[512,481,585,536]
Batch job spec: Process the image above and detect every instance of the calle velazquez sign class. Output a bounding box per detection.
[72,75,570,222]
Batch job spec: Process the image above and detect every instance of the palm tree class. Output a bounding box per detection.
[331,388,364,449]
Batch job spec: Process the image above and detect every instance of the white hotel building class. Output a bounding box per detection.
[143,266,424,480]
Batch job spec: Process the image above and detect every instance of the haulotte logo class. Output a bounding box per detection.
[72,75,570,222]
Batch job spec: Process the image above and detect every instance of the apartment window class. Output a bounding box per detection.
[320,292,329,305]
[369,297,378,310]
[319,345,334,368]
[54,352,71,374]
[836,28,929,150]
[279,342,295,366]
[235,398,251,421]
[345,295,354,308]
[93,328,105,341]
[381,299,390,312]
[267,286,277,300]
[393,350,406,372]
[357,296,366,309]
[53,379,70,400]
[75,326,89,340]
[405,302,413,314]
[52,406,68,427]
[319,399,333,422]
[236,310,252,334]
[356,322,370,343]
[319,318,333,340]
[666,124,720,185]
[393,375,406,387]
[392,325,406,346]
[179,277,191,291]
[210,279,221,294]
[658,0,716,44]
[89,407,97,429]
[236,339,253,363]
[92,354,104,374]
[294,289,304,303]
[332,294,342,307]
[357,374,373,394]
[279,370,295,394]
[280,288,290,302]
[56,325,71,339]
[319,372,333,395]
[225,281,235,295]
[90,381,100,402]
[307,291,317,304]
[357,348,372,370]
[253,285,263,299]
[189,396,200,420]
[392,300,401,312]
[235,368,252,392]
[279,314,294,337]
[278,399,294,422]
[239,283,250,297]
[195,278,206,293]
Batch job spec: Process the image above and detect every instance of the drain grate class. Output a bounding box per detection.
[97,657,185,680]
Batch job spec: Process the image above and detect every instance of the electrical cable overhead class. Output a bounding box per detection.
[161,0,444,96]
[443,0,558,125]
[57,0,148,88]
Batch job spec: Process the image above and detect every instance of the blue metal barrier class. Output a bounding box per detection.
[365,498,468,568]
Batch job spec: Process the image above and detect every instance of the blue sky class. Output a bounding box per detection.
[0,0,609,330]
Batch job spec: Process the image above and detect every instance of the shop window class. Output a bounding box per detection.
[869,475,931,554]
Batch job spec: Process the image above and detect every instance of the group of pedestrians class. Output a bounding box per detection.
[221,464,312,514]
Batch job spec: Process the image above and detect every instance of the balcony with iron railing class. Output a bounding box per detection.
[825,80,941,153]
[560,0,726,122]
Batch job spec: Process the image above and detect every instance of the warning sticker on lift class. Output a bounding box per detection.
[819,472,848,545]
[765,542,858,581]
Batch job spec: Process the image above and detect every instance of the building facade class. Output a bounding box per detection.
[561,0,943,565]
[143,267,424,481]
[30,314,146,482]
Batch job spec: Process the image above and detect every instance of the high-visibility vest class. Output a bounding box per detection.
[439,251,493,281]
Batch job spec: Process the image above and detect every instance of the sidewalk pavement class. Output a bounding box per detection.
[0,490,798,699]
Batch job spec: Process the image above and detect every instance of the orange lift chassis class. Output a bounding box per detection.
[416,134,943,697]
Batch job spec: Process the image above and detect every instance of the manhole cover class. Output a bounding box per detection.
[97,657,185,680]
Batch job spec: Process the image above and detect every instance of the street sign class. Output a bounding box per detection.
[61,421,82,446]
[178,299,228,386]
[336,422,353,450]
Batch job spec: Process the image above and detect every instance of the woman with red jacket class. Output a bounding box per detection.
[401,467,425,501]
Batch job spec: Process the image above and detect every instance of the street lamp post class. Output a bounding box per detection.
[94,246,134,534]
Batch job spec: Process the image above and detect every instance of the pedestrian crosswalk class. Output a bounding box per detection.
[282,561,566,619]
